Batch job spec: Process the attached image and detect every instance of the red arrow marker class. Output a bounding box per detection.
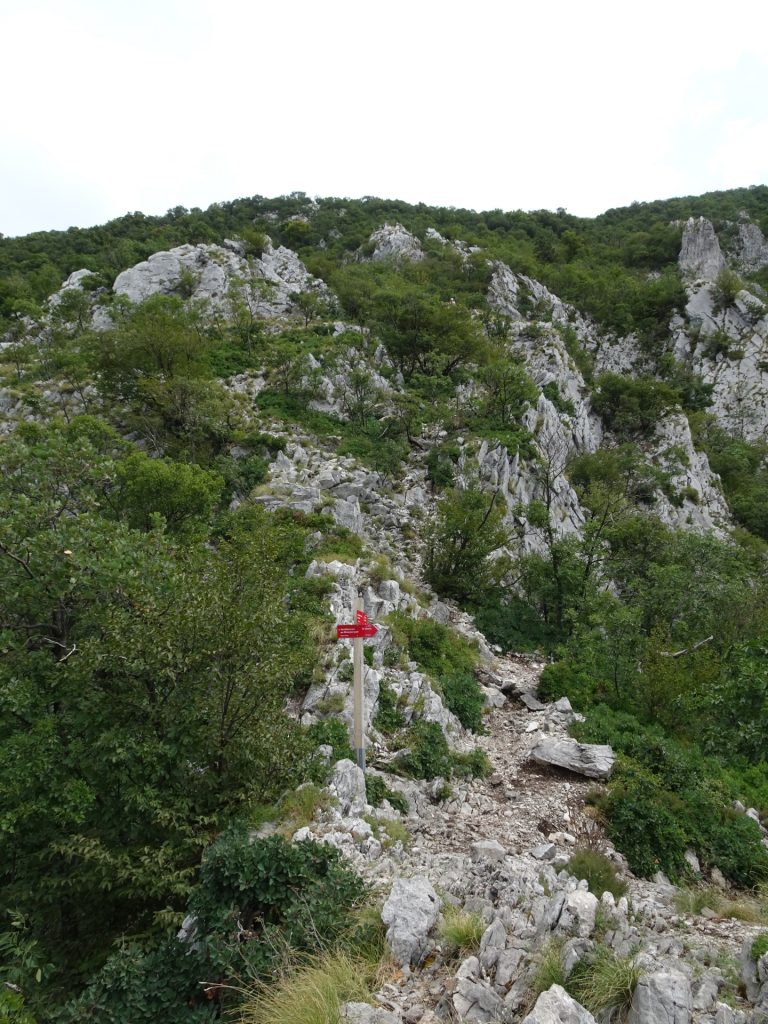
[336,621,378,639]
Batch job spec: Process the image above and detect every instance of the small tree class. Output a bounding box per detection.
[425,486,510,603]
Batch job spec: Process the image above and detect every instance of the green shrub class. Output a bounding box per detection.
[60,831,366,1023]
[451,748,493,779]
[387,613,484,731]
[566,849,627,899]
[440,670,486,732]
[373,680,406,734]
[306,717,354,764]
[397,721,454,780]
[365,774,408,815]
[752,932,768,960]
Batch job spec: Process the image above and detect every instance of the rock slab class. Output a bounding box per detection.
[529,738,615,780]
[381,876,440,967]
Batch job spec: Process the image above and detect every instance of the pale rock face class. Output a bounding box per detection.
[557,890,598,938]
[369,223,424,262]
[381,876,441,966]
[735,219,768,273]
[627,970,693,1024]
[521,985,597,1024]
[112,238,328,317]
[341,1004,400,1024]
[678,217,725,282]
[646,413,730,535]
[329,759,368,816]
[674,279,768,441]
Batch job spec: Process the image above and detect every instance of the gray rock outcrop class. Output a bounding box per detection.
[329,759,368,816]
[381,876,441,966]
[679,217,725,282]
[530,738,615,780]
[627,969,692,1024]
[521,984,597,1024]
[452,955,504,1022]
[369,223,424,263]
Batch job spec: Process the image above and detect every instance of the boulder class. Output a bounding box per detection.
[557,890,598,938]
[471,839,507,865]
[452,955,504,1022]
[329,759,367,816]
[521,984,597,1024]
[341,1004,400,1024]
[627,970,692,1024]
[381,876,440,966]
[529,738,615,780]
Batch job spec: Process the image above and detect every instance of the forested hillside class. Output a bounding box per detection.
[1,189,767,1023]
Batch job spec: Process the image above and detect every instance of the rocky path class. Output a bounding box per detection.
[315,652,766,1024]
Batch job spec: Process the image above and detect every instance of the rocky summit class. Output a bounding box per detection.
[1,189,768,1022]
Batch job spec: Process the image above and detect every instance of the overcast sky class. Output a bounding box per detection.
[1,0,767,238]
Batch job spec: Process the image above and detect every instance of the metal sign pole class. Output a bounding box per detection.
[352,592,366,771]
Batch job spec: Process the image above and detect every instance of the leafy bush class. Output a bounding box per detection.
[365,774,408,815]
[60,831,366,1023]
[397,721,454,781]
[306,718,354,765]
[592,373,679,437]
[440,670,486,733]
[396,722,490,782]
[566,849,627,899]
[451,748,493,779]
[373,680,406,734]
[387,613,485,731]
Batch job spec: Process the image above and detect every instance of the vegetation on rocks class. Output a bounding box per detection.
[3,185,768,1019]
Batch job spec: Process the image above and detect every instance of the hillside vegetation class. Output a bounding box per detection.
[1,188,768,1021]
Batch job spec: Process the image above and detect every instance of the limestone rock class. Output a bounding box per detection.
[679,217,725,282]
[381,876,440,966]
[557,890,598,938]
[628,970,692,1024]
[471,839,507,864]
[452,955,504,1022]
[329,759,367,816]
[478,917,507,971]
[521,984,597,1024]
[341,1003,400,1024]
[369,223,424,263]
[530,738,615,780]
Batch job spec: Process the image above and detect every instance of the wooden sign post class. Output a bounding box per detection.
[336,597,378,771]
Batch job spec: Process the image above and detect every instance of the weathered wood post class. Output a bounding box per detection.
[336,595,376,772]
[352,591,366,771]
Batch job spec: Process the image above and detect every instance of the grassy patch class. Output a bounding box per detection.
[241,950,373,1024]
[277,784,333,835]
[528,939,566,1006]
[438,905,486,958]
[674,884,768,923]
[567,849,627,900]
[568,947,642,1017]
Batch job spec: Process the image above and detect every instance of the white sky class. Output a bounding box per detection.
[1,0,767,238]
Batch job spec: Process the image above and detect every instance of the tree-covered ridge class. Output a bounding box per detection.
[3,184,767,337]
